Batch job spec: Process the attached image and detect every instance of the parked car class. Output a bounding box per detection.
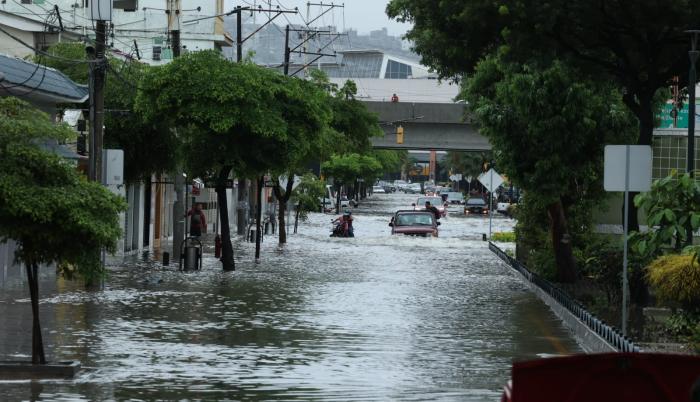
[389,210,439,237]
[372,185,386,194]
[413,196,448,217]
[442,192,464,205]
[464,197,489,215]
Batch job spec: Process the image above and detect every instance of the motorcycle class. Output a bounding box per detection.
[330,219,354,238]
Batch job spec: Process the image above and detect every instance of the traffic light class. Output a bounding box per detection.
[396,125,404,144]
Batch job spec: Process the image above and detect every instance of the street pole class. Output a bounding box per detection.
[622,146,631,336]
[488,168,493,240]
[235,6,249,236]
[687,30,699,246]
[87,20,106,183]
[284,25,290,76]
[236,6,242,62]
[168,0,186,259]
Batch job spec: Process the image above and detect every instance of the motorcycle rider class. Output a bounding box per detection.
[332,210,354,237]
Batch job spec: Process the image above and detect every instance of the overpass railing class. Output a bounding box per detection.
[489,242,640,353]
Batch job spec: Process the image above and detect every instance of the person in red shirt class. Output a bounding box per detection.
[187,203,207,237]
[391,93,399,102]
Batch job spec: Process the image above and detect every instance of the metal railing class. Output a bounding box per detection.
[489,242,640,353]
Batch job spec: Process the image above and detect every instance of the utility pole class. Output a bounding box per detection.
[687,30,699,246]
[284,25,290,75]
[168,0,186,260]
[87,20,107,183]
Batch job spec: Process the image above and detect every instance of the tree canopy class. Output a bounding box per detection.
[464,57,637,281]
[0,97,125,278]
[387,0,700,144]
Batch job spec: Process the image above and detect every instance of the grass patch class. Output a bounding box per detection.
[492,232,516,242]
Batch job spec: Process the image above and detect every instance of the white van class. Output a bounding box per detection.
[443,192,464,204]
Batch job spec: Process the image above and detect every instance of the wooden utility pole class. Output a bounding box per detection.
[87,20,107,183]
[168,0,186,260]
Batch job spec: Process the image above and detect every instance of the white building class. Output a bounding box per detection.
[0,1,231,63]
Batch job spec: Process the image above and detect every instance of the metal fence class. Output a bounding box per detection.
[489,242,640,353]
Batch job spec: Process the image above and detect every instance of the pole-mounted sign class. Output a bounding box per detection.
[604,145,652,336]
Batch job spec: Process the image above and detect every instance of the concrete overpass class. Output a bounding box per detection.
[362,101,491,151]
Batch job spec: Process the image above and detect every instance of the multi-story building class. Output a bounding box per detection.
[0,1,231,63]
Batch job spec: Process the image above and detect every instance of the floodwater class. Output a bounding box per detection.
[0,193,581,401]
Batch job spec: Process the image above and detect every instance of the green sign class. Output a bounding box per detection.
[657,103,688,128]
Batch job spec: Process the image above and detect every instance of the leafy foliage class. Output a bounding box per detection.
[466,57,636,281]
[630,170,700,259]
[293,173,327,221]
[322,153,384,186]
[466,59,636,205]
[309,70,383,155]
[647,254,700,311]
[136,50,330,178]
[0,97,125,281]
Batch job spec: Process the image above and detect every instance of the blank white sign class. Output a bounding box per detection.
[604,145,652,192]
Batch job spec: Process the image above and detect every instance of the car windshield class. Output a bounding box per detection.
[417,197,442,205]
[467,198,485,205]
[396,213,434,226]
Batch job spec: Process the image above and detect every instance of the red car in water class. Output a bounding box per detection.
[389,210,439,237]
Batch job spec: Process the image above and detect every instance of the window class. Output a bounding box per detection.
[114,0,137,11]
[385,59,413,79]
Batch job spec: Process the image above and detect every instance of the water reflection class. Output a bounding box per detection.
[0,193,581,401]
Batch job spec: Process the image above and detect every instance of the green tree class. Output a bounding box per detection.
[0,98,125,364]
[309,70,383,155]
[465,59,636,282]
[269,77,332,244]
[136,51,333,264]
[322,153,363,212]
[388,0,700,229]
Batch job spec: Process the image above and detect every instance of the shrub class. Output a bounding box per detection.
[647,254,700,311]
[492,232,516,242]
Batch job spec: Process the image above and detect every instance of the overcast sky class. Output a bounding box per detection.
[224,0,412,36]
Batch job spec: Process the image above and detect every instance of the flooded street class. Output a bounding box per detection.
[1,193,581,401]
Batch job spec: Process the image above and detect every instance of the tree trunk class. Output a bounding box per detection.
[25,260,46,364]
[255,176,263,261]
[216,166,235,271]
[294,202,300,234]
[547,199,577,283]
[623,93,656,233]
[335,185,341,214]
[273,175,295,244]
[236,179,248,236]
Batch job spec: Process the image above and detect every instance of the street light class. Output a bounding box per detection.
[686,29,699,245]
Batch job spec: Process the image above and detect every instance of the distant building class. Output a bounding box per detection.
[0,1,232,64]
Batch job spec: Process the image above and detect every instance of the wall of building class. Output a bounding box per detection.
[0,25,35,58]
